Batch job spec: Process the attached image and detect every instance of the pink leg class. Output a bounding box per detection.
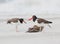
[40,26,44,32]
[16,25,19,32]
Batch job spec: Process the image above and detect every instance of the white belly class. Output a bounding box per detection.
[33,20,45,27]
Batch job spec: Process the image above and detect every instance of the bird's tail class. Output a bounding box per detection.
[44,21,52,24]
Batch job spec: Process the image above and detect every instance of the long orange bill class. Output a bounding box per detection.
[28,17,33,21]
[23,21,26,23]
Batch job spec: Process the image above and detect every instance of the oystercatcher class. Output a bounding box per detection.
[28,15,52,28]
[7,18,26,24]
[7,18,26,32]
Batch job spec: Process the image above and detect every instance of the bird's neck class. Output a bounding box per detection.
[33,18,38,22]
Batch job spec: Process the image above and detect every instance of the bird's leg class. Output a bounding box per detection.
[48,24,52,28]
[16,25,19,32]
[40,26,44,32]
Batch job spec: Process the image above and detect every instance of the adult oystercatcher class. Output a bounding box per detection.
[7,18,26,24]
[7,18,26,32]
[28,15,53,31]
[28,15,52,24]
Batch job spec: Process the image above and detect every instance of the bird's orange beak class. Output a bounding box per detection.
[23,21,26,23]
[28,17,33,21]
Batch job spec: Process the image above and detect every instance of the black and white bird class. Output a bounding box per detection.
[28,15,52,28]
[7,18,26,32]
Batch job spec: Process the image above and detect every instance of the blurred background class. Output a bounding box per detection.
[0,0,60,16]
